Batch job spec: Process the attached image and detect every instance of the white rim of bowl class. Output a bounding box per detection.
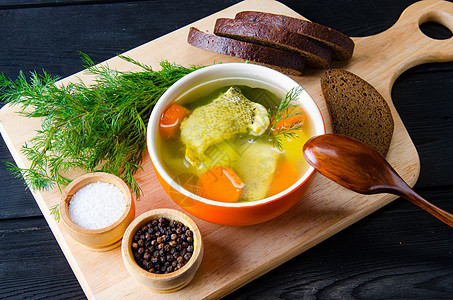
[147,63,326,208]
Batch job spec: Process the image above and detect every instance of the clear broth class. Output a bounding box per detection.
[157,83,314,202]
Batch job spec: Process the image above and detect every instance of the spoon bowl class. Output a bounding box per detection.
[303,134,453,228]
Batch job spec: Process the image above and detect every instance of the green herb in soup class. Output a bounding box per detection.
[157,85,313,203]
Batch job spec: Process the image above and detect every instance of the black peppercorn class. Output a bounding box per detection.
[131,217,195,274]
[184,253,191,261]
[142,261,150,269]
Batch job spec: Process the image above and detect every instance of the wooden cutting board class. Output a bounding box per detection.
[1,0,453,298]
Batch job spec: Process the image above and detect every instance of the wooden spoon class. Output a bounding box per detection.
[303,134,453,228]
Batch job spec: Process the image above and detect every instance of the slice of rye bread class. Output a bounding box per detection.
[236,11,354,61]
[321,69,394,157]
[187,27,306,76]
[214,18,332,69]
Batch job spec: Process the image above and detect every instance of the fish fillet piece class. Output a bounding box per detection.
[236,141,279,201]
[180,87,269,165]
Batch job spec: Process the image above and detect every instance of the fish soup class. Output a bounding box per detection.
[157,82,314,203]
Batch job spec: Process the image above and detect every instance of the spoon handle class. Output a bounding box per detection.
[399,188,453,228]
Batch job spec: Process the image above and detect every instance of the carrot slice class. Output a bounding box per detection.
[159,104,189,138]
[197,167,244,203]
[267,160,299,197]
[273,106,305,133]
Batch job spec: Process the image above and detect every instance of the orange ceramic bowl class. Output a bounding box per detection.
[147,63,325,226]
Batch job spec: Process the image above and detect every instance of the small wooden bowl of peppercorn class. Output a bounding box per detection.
[60,172,135,251]
[121,208,203,293]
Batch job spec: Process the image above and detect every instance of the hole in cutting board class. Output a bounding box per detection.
[419,22,452,40]
[418,10,453,40]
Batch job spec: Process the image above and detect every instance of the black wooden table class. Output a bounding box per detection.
[1,0,452,299]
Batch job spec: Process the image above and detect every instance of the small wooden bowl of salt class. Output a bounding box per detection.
[60,172,135,251]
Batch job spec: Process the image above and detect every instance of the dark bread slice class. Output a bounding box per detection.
[321,69,394,157]
[214,18,332,69]
[187,27,305,76]
[236,11,354,61]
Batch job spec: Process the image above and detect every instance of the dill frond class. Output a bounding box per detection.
[264,86,305,151]
[49,204,61,222]
[1,54,203,202]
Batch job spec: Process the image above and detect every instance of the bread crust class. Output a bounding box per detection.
[236,11,354,61]
[187,27,306,76]
[214,18,332,69]
[321,69,394,157]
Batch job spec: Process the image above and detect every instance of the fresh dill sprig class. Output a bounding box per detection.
[0,54,202,204]
[49,204,60,222]
[265,86,305,151]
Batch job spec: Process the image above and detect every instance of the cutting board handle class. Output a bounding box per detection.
[350,0,453,91]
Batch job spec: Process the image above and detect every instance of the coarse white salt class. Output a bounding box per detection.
[68,181,126,230]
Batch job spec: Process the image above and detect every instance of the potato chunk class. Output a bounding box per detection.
[236,141,279,201]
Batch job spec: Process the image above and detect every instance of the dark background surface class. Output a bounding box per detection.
[1,0,453,299]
